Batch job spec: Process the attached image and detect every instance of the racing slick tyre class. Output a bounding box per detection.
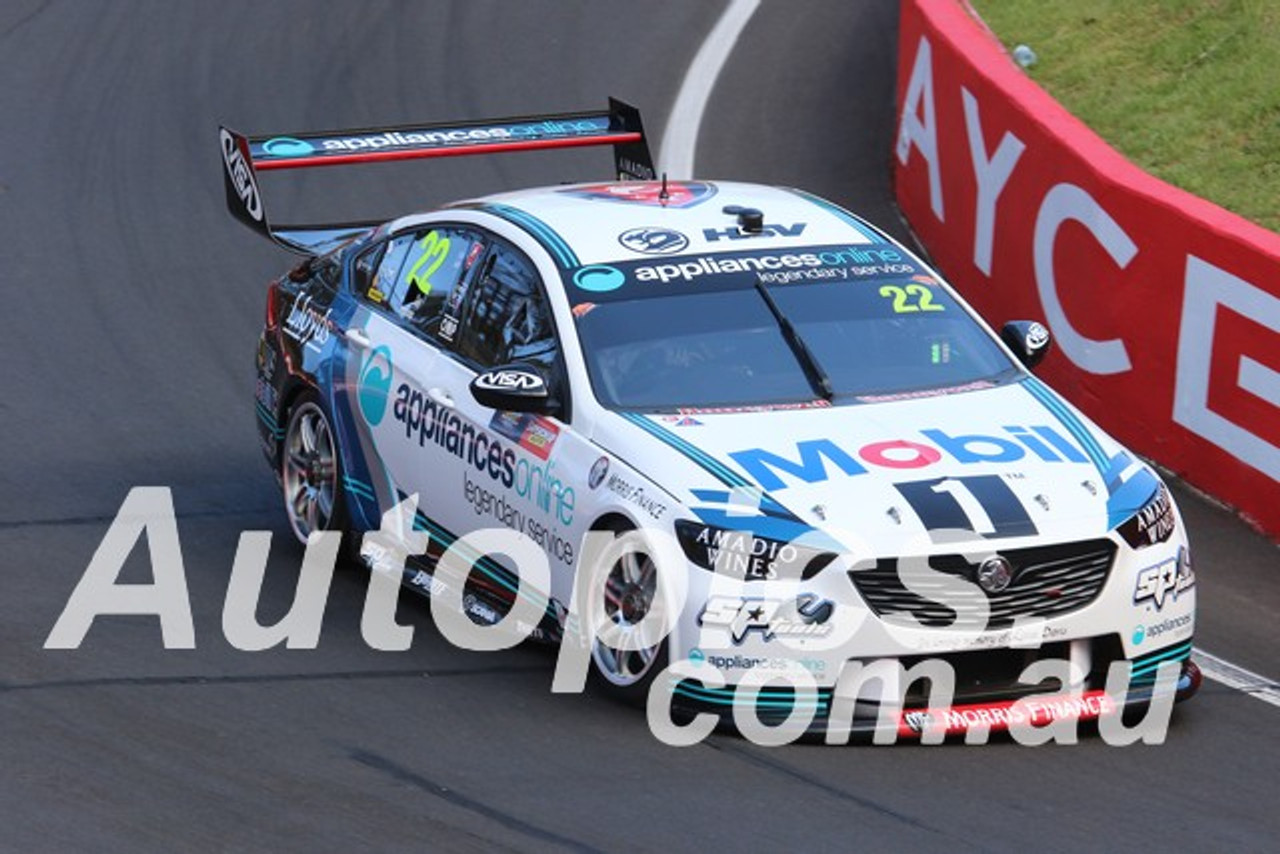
[281,390,350,546]
[589,532,669,707]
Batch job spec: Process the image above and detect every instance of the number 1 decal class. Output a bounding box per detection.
[931,478,996,535]
[895,475,1037,539]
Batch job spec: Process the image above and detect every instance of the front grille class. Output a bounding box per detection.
[849,539,1117,630]
[896,642,1073,705]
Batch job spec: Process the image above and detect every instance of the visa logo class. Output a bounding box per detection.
[728,426,1090,491]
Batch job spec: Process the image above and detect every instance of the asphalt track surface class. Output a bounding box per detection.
[2,1,1277,851]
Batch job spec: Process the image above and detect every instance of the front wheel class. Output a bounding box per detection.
[281,392,348,544]
[590,541,669,704]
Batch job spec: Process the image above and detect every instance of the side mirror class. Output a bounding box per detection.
[469,364,558,414]
[1001,320,1052,370]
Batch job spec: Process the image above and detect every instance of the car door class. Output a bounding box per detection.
[339,223,491,534]
[428,236,594,614]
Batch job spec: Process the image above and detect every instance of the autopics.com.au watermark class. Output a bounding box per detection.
[44,488,1187,747]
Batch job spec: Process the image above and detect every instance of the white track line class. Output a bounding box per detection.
[659,0,761,179]
[1195,648,1280,709]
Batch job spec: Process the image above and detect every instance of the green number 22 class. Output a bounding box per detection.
[405,231,452,295]
[879,283,944,313]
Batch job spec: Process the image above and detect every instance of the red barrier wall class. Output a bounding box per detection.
[894,0,1280,541]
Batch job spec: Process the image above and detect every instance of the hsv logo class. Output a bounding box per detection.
[220,129,262,222]
[560,181,717,208]
[703,223,807,242]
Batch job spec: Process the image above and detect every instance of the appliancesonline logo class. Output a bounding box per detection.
[358,346,394,426]
[262,136,315,157]
[573,265,626,293]
[316,118,609,152]
[623,245,916,285]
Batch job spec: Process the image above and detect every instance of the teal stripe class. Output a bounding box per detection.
[1022,377,1108,472]
[673,682,829,711]
[1133,640,1193,665]
[409,509,555,613]
[1130,642,1193,679]
[483,203,580,268]
[255,402,283,438]
[343,477,376,501]
[787,189,878,242]
[254,400,277,427]
[620,412,752,488]
[1023,377,1107,464]
[622,413,749,486]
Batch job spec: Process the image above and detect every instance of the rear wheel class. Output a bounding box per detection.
[281,392,348,544]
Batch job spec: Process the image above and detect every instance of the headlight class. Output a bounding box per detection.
[1117,482,1176,549]
[674,520,836,581]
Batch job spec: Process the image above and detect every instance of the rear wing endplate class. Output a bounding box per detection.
[219,98,654,255]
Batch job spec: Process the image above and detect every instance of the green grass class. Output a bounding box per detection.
[969,0,1280,232]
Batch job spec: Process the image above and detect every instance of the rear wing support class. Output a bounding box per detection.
[219,98,654,254]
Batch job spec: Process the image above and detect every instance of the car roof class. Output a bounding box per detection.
[393,180,891,267]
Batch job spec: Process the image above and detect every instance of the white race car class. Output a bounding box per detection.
[225,101,1199,741]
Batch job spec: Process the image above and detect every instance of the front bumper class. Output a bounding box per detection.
[663,638,1201,742]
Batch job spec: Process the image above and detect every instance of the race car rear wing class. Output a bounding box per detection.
[219,98,654,255]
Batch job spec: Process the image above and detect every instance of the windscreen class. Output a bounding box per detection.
[569,242,1018,410]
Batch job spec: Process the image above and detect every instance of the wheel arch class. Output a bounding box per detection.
[589,511,638,535]
[274,378,314,459]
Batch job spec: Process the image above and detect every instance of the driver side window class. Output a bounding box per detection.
[353,226,488,347]
[452,240,566,408]
[454,242,556,369]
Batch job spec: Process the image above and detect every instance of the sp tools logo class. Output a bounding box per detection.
[358,346,394,426]
[1133,549,1195,611]
[697,594,834,644]
[220,129,262,222]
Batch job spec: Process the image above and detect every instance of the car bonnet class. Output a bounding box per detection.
[603,379,1156,557]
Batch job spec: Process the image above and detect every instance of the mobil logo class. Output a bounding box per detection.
[728,425,1089,491]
